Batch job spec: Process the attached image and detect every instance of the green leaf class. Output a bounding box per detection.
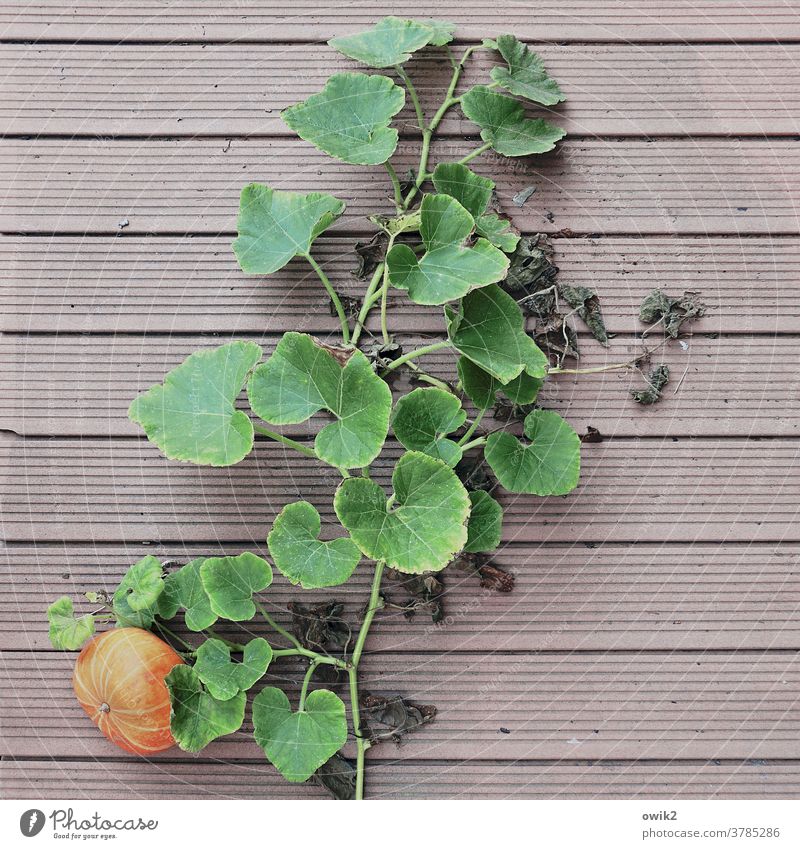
[233,184,345,275]
[446,285,549,383]
[475,213,520,253]
[387,194,509,305]
[200,552,273,621]
[47,596,95,650]
[458,356,542,409]
[328,16,452,67]
[335,451,470,573]
[112,556,164,628]
[485,35,565,106]
[253,687,348,783]
[159,559,218,632]
[267,501,361,589]
[392,387,466,466]
[485,409,580,495]
[464,490,503,553]
[128,341,262,467]
[461,86,565,157]
[166,665,246,752]
[283,72,404,165]
[248,333,392,469]
[431,162,493,218]
[194,637,273,701]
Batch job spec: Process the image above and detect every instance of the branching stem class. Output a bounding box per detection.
[381,339,452,373]
[458,408,486,445]
[305,253,351,343]
[351,263,386,346]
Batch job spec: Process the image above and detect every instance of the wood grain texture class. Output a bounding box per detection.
[4,542,800,652]
[2,1,799,42]
[4,43,800,136]
[3,138,798,235]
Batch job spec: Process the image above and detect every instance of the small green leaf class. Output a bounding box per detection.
[194,637,273,701]
[166,665,246,752]
[392,387,466,466]
[461,86,565,157]
[431,162,493,218]
[464,490,503,553]
[200,552,272,621]
[128,341,262,467]
[159,559,217,632]
[475,214,520,253]
[485,35,565,106]
[47,597,95,650]
[485,409,580,495]
[335,451,470,573]
[112,556,164,628]
[253,687,348,783]
[233,184,345,275]
[446,285,549,383]
[268,501,361,589]
[328,16,452,68]
[248,332,392,469]
[283,72,405,165]
[458,356,543,409]
[387,194,509,305]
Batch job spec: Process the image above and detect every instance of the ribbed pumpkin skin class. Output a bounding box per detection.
[73,628,183,755]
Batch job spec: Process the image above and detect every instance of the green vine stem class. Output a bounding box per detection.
[384,162,404,211]
[379,235,397,344]
[305,253,351,343]
[351,263,385,346]
[299,658,322,711]
[381,339,452,373]
[252,424,318,458]
[458,142,492,165]
[458,409,487,445]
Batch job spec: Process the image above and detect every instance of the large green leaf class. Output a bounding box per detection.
[283,72,405,165]
[194,637,273,701]
[334,451,470,573]
[166,665,246,753]
[112,556,164,628]
[47,597,95,650]
[485,409,580,495]
[233,184,345,275]
[158,559,218,632]
[446,285,549,383]
[129,341,262,467]
[387,194,509,305]
[248,333,392,469]
[329,16,453,68]
[485,35,565,105]
[200,552,273,621]
[460,86,565,157]
[392,387,465,466]
[464,490,502,553]
[253,687,348,783]
[458,356,543,409]
[267,501,361,589]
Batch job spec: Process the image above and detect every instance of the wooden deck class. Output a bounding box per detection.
[2,1,800,800]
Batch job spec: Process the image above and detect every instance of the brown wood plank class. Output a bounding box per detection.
[3,435,800,544]
[5,542,800,652]
[0,333,793,439]
[5,44,800,137]
[3,757,798,800]
[3,650,798,760]
[2,1,799,42]
[3,139,798,235]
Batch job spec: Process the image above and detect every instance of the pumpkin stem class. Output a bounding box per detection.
[99,702,110,713]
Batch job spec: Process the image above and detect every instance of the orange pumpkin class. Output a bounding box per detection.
[73,627,183,755]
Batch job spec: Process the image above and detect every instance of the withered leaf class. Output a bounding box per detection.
[354,231,388,279]
[313,752,357,800]
[639,289,705,338]
[559,284,609,346]
[360,692,437,745]
[452,552,515,593]
[384,568,444,623]
[455,454,495,493]
[331,291,362,321]
[288,600,352,652]
[512,185,536,207]
[581,426,603,443]
[364,341,403,372]
[501,234,559,320]
[493,398,537,422]
[631,364,670,405]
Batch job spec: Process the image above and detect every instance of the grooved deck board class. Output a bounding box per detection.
[4,543,800,652]
[3,138,799,235]
[3,436,800,544]
[5,44,800,136]
[3,650,798,760]
[1,333,795,438]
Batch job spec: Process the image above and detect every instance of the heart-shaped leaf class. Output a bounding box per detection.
[283,72,405,165]
[233,184,345,275]
[329,16,453,68]
[392,387,466,466]
[253,687,348,783]
[47,597,95,650]
[387,194,509,305]
[268,501,361,589]
[460,86,565,157]
[194,637,273,701]
[335,450,470,573]
[431,162,493,218]
[158,559,218,632]
[485,409,580,495]
[464,490,502,553]
[248,332,392,469]
[166,665,246,752]
[112,556,164,628]
[200,552,272,621]
[446,285,549,383]
[458,356,543,409]
[485,35,565,106]
[129,341,262,467]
